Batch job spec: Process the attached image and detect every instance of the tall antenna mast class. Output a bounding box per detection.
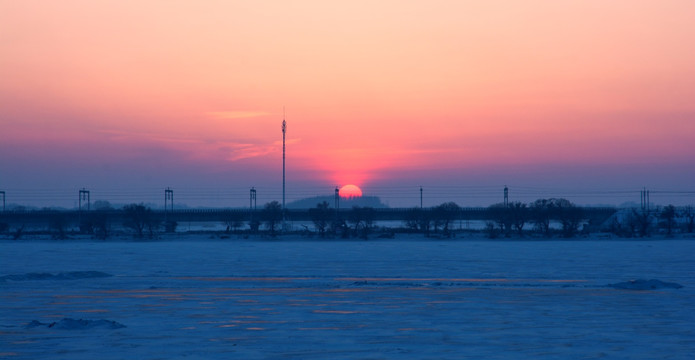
[282,107,287,230]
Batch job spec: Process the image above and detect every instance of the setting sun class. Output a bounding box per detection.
[339,184,363,198]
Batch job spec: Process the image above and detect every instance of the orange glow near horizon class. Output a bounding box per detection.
[1,0,695,203]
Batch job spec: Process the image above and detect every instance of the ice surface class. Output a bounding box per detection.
[0,271,112,282]
[1,237,694,359]
[26,318,126,330]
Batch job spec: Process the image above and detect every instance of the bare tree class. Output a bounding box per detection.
[48,211,69,239]
[529,198,582,237]
[509,202,528,236]
[309,201,332,237]
[348,206,376,239]
[488,203,512,237]
[248,219,260,233]
[530,199,554,237]
[555,198,583,238]
[262,201,282,235]
[404,207,421,232]
[659,205,677,236]
[433,202,460,237]
[485,221,500,239]
[330,218,349,238]
[683,206,694,233]
[629,209,652,238]
[123,203,158,238]
[404,207,431,236]
[89,212,111,240]
[223,213,244,234]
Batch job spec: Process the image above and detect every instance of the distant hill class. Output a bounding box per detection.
[286,195,388,209]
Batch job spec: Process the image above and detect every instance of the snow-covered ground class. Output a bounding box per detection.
[1,236,693,359]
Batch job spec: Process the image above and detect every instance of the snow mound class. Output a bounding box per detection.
[607,279,683,290]
[1,271,112,282]
[26,318,126,330]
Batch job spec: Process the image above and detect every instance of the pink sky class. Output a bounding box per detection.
[1,1,694,207]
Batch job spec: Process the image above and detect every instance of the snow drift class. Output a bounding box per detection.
[607,279,684,290]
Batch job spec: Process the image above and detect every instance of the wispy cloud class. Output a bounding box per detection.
[99,129,279,162]
[225,143,277,161]
[206,111,272,120]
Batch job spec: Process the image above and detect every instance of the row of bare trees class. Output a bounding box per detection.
[609,205,694,238]
[486,198,584,238]
[4,200,694,240]
[308,202,377,239]
[404,202,461,237]
[1,203,174,240]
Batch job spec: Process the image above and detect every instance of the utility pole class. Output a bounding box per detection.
[282,109,287,231]
[641,187,650,212]
[335,187,340,210]
[420,186,423,209]
[250,187,257,210]
[165,187,174,212]
[79,188,90,212]
[504,186,509,207]
[78,188,90,227]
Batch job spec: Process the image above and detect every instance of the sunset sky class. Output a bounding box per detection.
[2,0,694,208]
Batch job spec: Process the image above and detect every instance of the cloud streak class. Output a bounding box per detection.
[206,111,272,120]
[98,129,279,163]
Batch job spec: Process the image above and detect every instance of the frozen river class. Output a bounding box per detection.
[1,237,694,359]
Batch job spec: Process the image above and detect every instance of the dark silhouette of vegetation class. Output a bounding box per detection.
[610,209,650,238]
[123,203,158,238]
[164,221,178,233]
[529,198,582,237]
[13,226,24,240]
[509,202,528,236]
[7,198,692,240]
[249,219,260,233]
[262,201,282,235]
[89,212,111,239]
[683,206,694,233]
[555,198,583,238]
[486,201,528,238]
[633,209,652,237]
[610,209,653,238]
[488,203,512,237]
[432,202,460,237]
[330,218,349,238]
[309,201,332,237]
[659,205,676,236]
[485,221,500,239]
[405,207,432,236]
[223,217,243,234]
[48,211,69,239]
[530,199,553,236]
[404,207,421,232]
[348,206,375,239]
[404,207,431,236]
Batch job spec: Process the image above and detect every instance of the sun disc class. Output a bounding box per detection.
[339,184,363,198]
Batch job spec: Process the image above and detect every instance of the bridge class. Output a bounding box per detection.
[0,207,618,230]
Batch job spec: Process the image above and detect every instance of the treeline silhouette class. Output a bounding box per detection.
[1,198,693,240]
